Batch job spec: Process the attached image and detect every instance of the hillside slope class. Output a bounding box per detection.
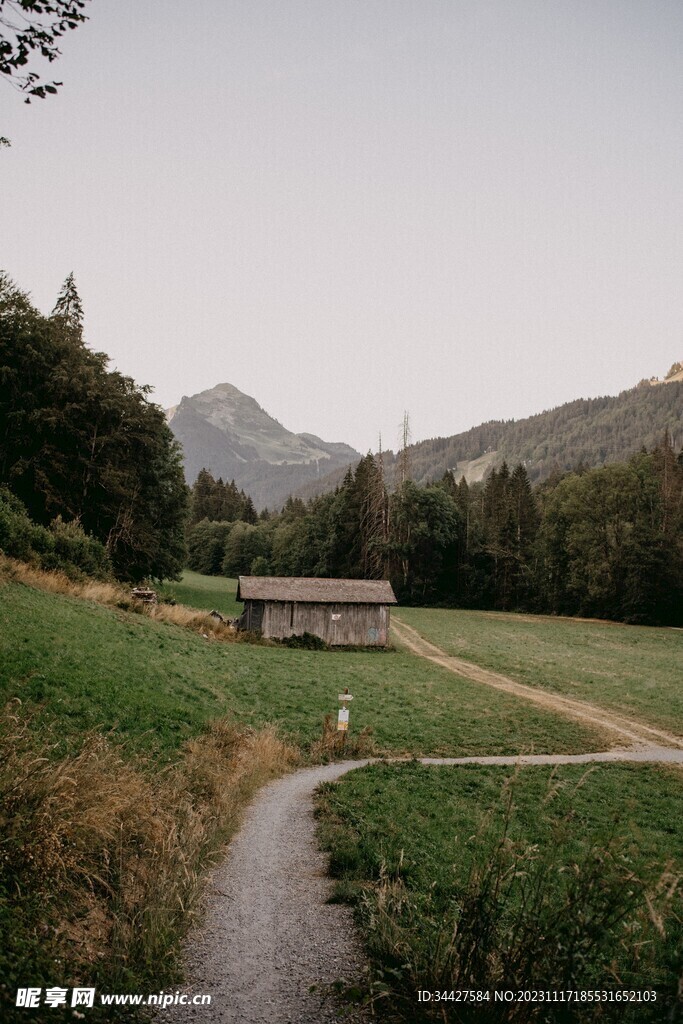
[294,379,683,500]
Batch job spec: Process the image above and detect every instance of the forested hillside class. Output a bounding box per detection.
[294,380,683,503]
[403,381,683,484]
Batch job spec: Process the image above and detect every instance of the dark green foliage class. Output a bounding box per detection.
[0,488,110,578]
[0,273,188,581]
[477,461,540,610]
[277,631,328,650]
[186,519,235,576]
[378,382,683,489]
[189,469,245,524]
[221,522,271,577]
[51,270,83,335]
[214,438,681,625]
[185,472,271,577]
[326,455,389,579]
[188,469,259,526]
[536,439,683,624]
[388,480,460,602]
[0,487,35,560]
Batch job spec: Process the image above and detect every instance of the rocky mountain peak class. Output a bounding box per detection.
[166,383,360,510]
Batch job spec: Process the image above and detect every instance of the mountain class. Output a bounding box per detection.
[169,371,683,510]
[292,373,683,502]
[166,383,360,510]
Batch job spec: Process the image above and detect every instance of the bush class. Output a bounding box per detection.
[48,516,110,578]
[0,490,111,580]
[0,488,34,560]
[277,631,328,650]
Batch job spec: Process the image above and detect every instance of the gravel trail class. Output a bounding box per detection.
[163,761,373,1024]
[164,625,681,1021]
[164,749,681,1022]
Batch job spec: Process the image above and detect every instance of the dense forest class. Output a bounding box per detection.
[0,272,188,581]
[399,383,683,486]
[186,437,683,626]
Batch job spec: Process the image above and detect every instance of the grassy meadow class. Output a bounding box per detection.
[3,565,682,1020]
[396,607,683,735]
[158,569,242,619]
[317,760,683,1021]
[0,574,606,760]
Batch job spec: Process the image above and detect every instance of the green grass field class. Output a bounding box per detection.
[158,570,241,618]
[396,608,683,735]
[317,761,683,1020]
[0,577,606,761]
[319,761,683,889]
[3,568,682,1021]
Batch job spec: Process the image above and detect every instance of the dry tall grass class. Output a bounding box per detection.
[0,700,299,1000]
[0,555,242,643]
[310,712,379,761]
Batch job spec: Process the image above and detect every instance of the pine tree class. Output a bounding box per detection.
[51,272,84,340]
[240,492,258,525]
[190,469,217,524]
[358,452,389,578]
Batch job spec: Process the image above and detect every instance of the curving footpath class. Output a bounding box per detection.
[164,627,682,1022]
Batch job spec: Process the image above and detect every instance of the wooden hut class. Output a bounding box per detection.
[235,576,397,647]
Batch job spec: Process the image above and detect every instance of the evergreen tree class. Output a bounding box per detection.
[51,272,84,339]
[388,480,460,602]
[190,469,217,525]
[240,491,258,525]
[222,479,244,521]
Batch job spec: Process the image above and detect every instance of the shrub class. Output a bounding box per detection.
[48,516,110,578]
[0,490,110,580]
[0,488,35,560]
[278,631,329,650]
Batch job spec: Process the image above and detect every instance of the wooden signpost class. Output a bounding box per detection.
[337,688,353,748]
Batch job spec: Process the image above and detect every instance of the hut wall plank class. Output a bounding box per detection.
[260,601,389,646]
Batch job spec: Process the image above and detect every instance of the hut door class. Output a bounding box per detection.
[250,601,265,632]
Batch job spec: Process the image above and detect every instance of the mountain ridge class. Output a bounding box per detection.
[291,376,683,503]
[167,369,682,510]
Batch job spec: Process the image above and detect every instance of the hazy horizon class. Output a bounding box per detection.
[2,0,682,453]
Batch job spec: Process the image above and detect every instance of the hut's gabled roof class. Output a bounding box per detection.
[236,576,397,604]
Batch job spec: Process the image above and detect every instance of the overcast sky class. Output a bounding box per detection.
[2,0,682,454]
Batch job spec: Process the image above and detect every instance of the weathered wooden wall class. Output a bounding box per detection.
[245,600,390,646]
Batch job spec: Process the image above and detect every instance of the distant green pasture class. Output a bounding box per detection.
[396,608,683,735]
[158,570,241,618]
[0,579,606,761]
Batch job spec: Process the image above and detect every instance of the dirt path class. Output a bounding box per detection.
[392,617,683,750]
[164,761,374,1024]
